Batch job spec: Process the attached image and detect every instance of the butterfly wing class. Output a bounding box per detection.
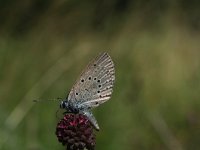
[67,52,115,108]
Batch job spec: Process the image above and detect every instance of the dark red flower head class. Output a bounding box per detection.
[56,114,96,150]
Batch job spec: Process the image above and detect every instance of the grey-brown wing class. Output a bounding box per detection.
[67,52,115,108]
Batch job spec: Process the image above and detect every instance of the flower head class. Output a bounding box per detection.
[56,114,96,150]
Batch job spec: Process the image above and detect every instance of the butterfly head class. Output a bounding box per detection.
[60,101,68,109]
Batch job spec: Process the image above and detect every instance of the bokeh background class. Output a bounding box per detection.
[0,0,200,150]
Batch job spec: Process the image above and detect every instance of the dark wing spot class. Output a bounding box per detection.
[94,64,97,66]
[76,93,78,95]
[95,102,98,104]
[97,79,100,83]
[97,90,100,93]
[94,77,97,80]
[98,85,101,88]
[81,79,84,82]
[88,77,91,80]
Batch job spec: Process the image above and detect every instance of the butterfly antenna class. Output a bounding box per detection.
[33,97,63,103]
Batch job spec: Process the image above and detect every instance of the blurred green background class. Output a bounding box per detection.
[0,0,200,150]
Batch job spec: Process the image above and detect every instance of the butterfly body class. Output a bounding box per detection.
[60,52,115,131]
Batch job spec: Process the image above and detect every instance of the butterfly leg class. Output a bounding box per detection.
[63,111,67,115]
[81,110,100,131]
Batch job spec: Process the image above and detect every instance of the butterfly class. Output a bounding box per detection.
[60,52,115,130]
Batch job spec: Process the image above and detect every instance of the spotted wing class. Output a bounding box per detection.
[67,52,115,108]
